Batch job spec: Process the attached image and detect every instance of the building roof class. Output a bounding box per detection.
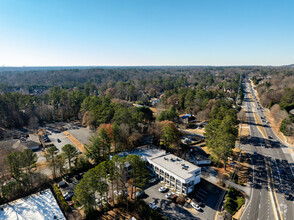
[118,146,165,160]
[181,114,192,119]
[21,140,40,148]
[150,153,200,180]
[120,146,200,180]
[29,134,40,143]
[0,189,65,220]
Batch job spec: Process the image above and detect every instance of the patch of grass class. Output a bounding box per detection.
[224,188,245,215]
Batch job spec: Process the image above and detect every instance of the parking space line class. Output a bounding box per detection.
[199,189,207,195]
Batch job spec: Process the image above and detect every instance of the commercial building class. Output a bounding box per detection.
[119,146,201,195]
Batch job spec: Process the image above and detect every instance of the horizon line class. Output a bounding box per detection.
[1,64,293,68]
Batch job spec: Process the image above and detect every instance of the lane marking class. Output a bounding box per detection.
[265,160,279,220]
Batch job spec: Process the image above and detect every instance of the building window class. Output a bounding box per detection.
[194,170,201,176]
[188,181,194,187]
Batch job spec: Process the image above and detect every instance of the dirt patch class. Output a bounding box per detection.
[239,125,250,138]
[101,207,134,220]
[202,146,211,155]
[233,204,245,219]
[149,107,166,117]
[186,128,205,136]
[263,110,294,146]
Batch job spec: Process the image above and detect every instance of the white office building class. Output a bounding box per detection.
[119,146,201,195]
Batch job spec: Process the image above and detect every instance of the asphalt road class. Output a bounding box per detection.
[240,79,294,220]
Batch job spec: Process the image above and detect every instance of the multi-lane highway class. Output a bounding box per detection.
[240,78,294,220]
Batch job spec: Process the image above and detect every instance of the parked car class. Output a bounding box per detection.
[151,204,159,210]
[58,181,68,188]
[184,138,191,144]
[135,190,145,198]
[149,201,159,210]
[148,178,157,184]
[63,191,69,197]
[65,191,74,200]
[191,202,201,211]
[170,194,178,201]
[158,186,168,192]
[165,192,174,199]
[64,175,72,183]
[57,138,61,143]
[149,201,156,207]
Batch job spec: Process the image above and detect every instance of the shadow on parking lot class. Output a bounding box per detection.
[190,179,224,211]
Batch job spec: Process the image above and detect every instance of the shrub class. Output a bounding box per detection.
[176,194,186,206]
[236,197,245,210]
[280,118,294,136]
[224,197,237,215]
[53,185,71,212]
[224,188,245,215]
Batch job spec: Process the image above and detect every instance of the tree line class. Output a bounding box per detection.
[204,100,238,170]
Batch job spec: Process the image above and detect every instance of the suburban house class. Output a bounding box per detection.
[118,146,201,195]
[181,114,196,123]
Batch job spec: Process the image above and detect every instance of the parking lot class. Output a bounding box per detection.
[143,182,199,220]
[191,179,224,220]
[142,179,223,220]
[36,123,93,163]
[36,132,77,163]
[57,173,84,207]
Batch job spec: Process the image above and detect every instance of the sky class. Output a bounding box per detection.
[0,0,294,66]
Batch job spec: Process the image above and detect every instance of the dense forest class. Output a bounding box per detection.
[0,67,244,137]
